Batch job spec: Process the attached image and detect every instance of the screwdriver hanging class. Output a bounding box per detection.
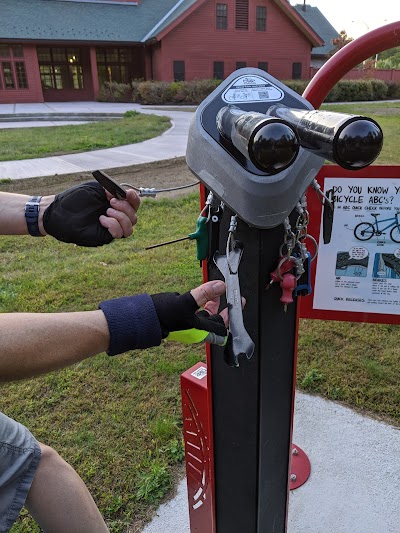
[145,215,209,261]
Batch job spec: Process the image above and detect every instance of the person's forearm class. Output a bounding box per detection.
[0,310,110,381]
[0,192,54,235]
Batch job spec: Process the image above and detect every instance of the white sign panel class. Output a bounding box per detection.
[314,177,400,315]
[222,75,284,104]
[191,366,207,380]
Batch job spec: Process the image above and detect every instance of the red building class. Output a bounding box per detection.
[0,0,323,104]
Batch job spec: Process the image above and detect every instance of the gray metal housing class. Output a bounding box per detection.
[186,68,325,228]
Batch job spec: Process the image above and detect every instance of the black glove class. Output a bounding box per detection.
[43,181,113,247]
[99,291,227,356]
[151,291,227,338]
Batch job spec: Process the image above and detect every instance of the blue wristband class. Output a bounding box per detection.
[99,294,162,356]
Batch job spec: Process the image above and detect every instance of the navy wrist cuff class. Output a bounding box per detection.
[99,294,162,356]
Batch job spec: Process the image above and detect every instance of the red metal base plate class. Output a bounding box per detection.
[290,443,311,490]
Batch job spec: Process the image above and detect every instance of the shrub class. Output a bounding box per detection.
[336,80,373,102]
[370,79,388,100]
[165,81,186,103]
[325,83,341,102]
[98,81,132,102]
[183,79,222,103]
[123,110,139,118]
[387,81,400,99]
[97,78,400,105]
[131,78,144,102]
[281,79,308,96]
[137,81,171,105]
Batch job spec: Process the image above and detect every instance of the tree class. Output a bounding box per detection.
[330,30,354,55]
[376,46,400,69]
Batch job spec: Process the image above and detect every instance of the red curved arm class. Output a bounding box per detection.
[303,21,400,109]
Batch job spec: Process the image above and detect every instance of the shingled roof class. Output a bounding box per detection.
[0,0,191,43]
[293,3,339,56]
[0,0,323,46]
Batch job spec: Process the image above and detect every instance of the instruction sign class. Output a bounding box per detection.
[301,166,400,324]
[222,75,284,104]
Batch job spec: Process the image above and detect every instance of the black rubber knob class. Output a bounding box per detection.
[335,120,383,170]
[250,122,299,174]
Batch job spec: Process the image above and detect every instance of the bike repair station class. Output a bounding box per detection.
[179,22,400,533]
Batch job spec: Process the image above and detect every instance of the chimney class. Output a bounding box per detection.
[302,0,307,11]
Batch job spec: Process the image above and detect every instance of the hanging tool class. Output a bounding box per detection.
[167,329,227,346]
[92,170,127,199]
[93,169,199,199]
[214,215,255,367]
[215,245,255,367]
[145,215,209,261]
[322,188,335,244]
[280,273,297,312]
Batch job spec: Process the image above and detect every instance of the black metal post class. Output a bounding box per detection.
[208,209,297,533]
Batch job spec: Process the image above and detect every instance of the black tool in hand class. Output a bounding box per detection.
[92,170,127,200]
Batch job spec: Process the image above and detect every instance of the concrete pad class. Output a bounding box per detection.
[142,392,400,533]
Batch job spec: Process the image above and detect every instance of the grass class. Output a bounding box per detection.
[0,111,171,161]
[1,101,399,532]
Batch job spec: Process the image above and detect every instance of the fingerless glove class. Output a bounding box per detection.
[150,291,227,338]
[43,182,113,247]
[99,291,227,356]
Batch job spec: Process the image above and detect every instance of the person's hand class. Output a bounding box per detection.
[41,182,140,247]
[99,281,229,356]
[99,189,140,239]
[151,280,228,339]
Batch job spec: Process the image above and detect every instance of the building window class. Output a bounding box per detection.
[38,47,84,90]
[292,62,302,79]
[258,61,268,72]
[2,62,15,89]
[0,44,27,90]
[0,45,11,58]
[12,45,24,58]
[256,6,267,31]
[216,3,228,29]
[213,61,224,80]
[235,0,249,30]
[96,47,134,86]
[15,62,28,89]
[173,61,185,82]
[236,61,247,69]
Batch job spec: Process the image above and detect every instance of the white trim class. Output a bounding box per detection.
[141,0,188,42]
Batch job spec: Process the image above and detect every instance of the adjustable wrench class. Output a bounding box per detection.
[214,245,255,367]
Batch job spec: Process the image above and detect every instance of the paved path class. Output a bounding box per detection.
[0,102,193,179]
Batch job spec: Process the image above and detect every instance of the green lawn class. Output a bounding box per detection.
[0,111,171,161]
[1,101,399,532]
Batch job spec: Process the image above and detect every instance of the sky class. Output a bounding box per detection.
[290,1,399,38]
